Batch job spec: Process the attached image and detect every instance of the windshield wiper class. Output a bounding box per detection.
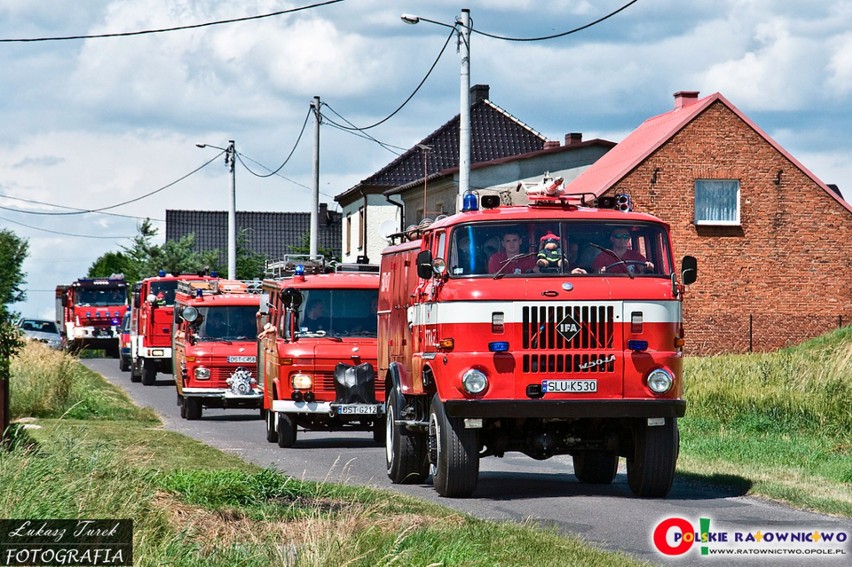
[588,243,635,279]
[493,252,537,279]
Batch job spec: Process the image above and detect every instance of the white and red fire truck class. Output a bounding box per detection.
[55,275,128,356]
[379,182,697,498]
[130,272,211,385]
[258,258,382,447]
[172,279,263,420]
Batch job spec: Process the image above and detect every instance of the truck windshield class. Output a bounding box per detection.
[448,221,674,278]
[297,288,378,337]
[76,288,127,306]
[196,306,258,341]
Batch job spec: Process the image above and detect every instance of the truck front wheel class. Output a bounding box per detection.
[572,451,619,484]
[265,409,277,443]
[185,398,202,420]
[429,395,479,498]
[141,359,157,386]
[385,387,428,484]
[627,418,679,498]
[277,413,297,448]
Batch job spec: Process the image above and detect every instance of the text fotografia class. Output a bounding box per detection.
[0,520,132,566]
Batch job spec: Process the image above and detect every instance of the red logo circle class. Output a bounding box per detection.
[653,517,695,556]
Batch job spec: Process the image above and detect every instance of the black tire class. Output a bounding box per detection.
[429,395,479,498]
[179,395,187,419]
[185,397,202,421]
[276,413,297,448]
[130,361,142,383]
[372,416,386,446]
[627,418,679,498]
[572,451,619,484]
[141,359,157,386]
[265,410,278,443]
[385,387,428,484]
[119,356,130,372]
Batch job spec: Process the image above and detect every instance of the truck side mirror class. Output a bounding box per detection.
[416,250,433,279]
[681,256,698,285]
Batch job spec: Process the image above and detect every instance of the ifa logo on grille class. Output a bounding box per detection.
[556,313,581,342]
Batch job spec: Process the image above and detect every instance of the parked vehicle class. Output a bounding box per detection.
[55,275,128,356]
[379,178,697,498]
[119,311,132,372]
[172,279,262,420]
[130,272,211,385]
[258,258,382,447]
[17,318,63,350]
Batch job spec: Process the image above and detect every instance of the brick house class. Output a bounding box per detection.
[566,91,852,354]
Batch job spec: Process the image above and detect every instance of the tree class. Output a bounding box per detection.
[236,228,268,280]
[288,232,338,263]
[87,251,131,278]
[0,229,28,444]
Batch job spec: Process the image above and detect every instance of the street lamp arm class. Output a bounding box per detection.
[400,14,456,30]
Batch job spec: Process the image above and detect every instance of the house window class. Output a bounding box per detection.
[358,207,365,250]
[346,214,352,256]
[695,179,740,225]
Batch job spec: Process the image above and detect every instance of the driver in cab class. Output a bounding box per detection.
[592,228,654,274]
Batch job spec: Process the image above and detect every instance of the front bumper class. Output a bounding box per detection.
[444,399,686,419]
[182,387,263,400]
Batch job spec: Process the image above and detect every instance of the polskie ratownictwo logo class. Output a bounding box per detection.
[0,519,132,566]
[652,516,849,559]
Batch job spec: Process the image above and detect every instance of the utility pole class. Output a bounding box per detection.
[458,8,471,201]
[226,140,236,279]
[311,97,320,258]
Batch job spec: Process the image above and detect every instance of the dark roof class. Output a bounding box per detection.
[336,85,546,203]
[165,208,342,261]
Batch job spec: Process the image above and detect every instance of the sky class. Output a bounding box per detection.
[2,0,851,320]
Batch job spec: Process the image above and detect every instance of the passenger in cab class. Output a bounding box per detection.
[488,230,536,274]
[592,228,655,274]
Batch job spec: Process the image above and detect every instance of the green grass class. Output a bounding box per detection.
[679,326,852,515]
[5,342,648,567]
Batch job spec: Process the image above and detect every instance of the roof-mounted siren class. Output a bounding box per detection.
[616,193,632,212]
[462,190,479,211]
[526,173,565,197]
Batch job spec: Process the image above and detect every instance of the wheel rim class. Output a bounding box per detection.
[385,403,395,466]
[428,411,440,477]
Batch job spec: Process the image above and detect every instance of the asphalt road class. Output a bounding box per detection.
[83,358,851,566]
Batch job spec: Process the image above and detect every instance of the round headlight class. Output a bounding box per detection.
[462,369,488,394]
[194,367,211,380]
[291,373,312,390]
[646,368,673,394]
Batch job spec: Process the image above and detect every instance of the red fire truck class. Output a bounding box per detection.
[55,275,128,356]
[258,258,382,447]
[130,272,211,385]
[172,279,263,420]
[379,183,697,498]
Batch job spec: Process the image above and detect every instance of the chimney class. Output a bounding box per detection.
[674,91,700,110]
[564,133,583,146]
[470,84,489,103]
[543,140,560,150]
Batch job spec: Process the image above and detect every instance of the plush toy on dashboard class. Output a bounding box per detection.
[536,232,563,271]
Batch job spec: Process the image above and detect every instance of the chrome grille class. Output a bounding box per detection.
[522,304,615,350]
[523,353,615,374]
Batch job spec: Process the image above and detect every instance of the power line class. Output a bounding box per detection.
[472,0,639,42]
[320,26,456,132]
[0,0,346,43]
[0,193,163,221]
[321,115,405,155]
[236,107,312,178]
[0,215,134,240]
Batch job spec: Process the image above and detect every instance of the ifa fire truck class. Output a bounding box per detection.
[55,275,128,355]
[258,257,382,447]
[172,279,263,420]
[130,272,211,385]
[379,180,697,498]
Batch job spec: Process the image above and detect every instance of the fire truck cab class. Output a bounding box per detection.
[55,275,128,356]
[172,279,263,420]
[258,258,383,448]
[380,182,697,498]
[130,272,211,385]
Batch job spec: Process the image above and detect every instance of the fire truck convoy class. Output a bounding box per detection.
[171,279,263,420]
[258,258,382,448]
[55,275,128,356]
[379,184,697,498]
[130,272,211,385]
